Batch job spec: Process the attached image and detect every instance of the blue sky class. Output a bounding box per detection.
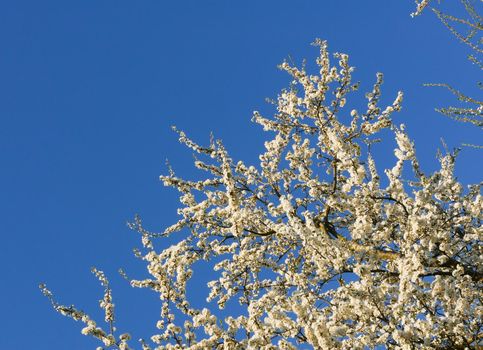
[1,1,481,349]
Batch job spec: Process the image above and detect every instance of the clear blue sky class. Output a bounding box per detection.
[1,1,480,349]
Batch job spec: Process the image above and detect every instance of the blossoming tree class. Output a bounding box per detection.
[41,38,482,350]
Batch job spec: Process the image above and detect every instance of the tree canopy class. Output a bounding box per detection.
[41,36,482,349]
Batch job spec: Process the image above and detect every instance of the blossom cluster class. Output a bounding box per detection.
[411,0,431,17]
